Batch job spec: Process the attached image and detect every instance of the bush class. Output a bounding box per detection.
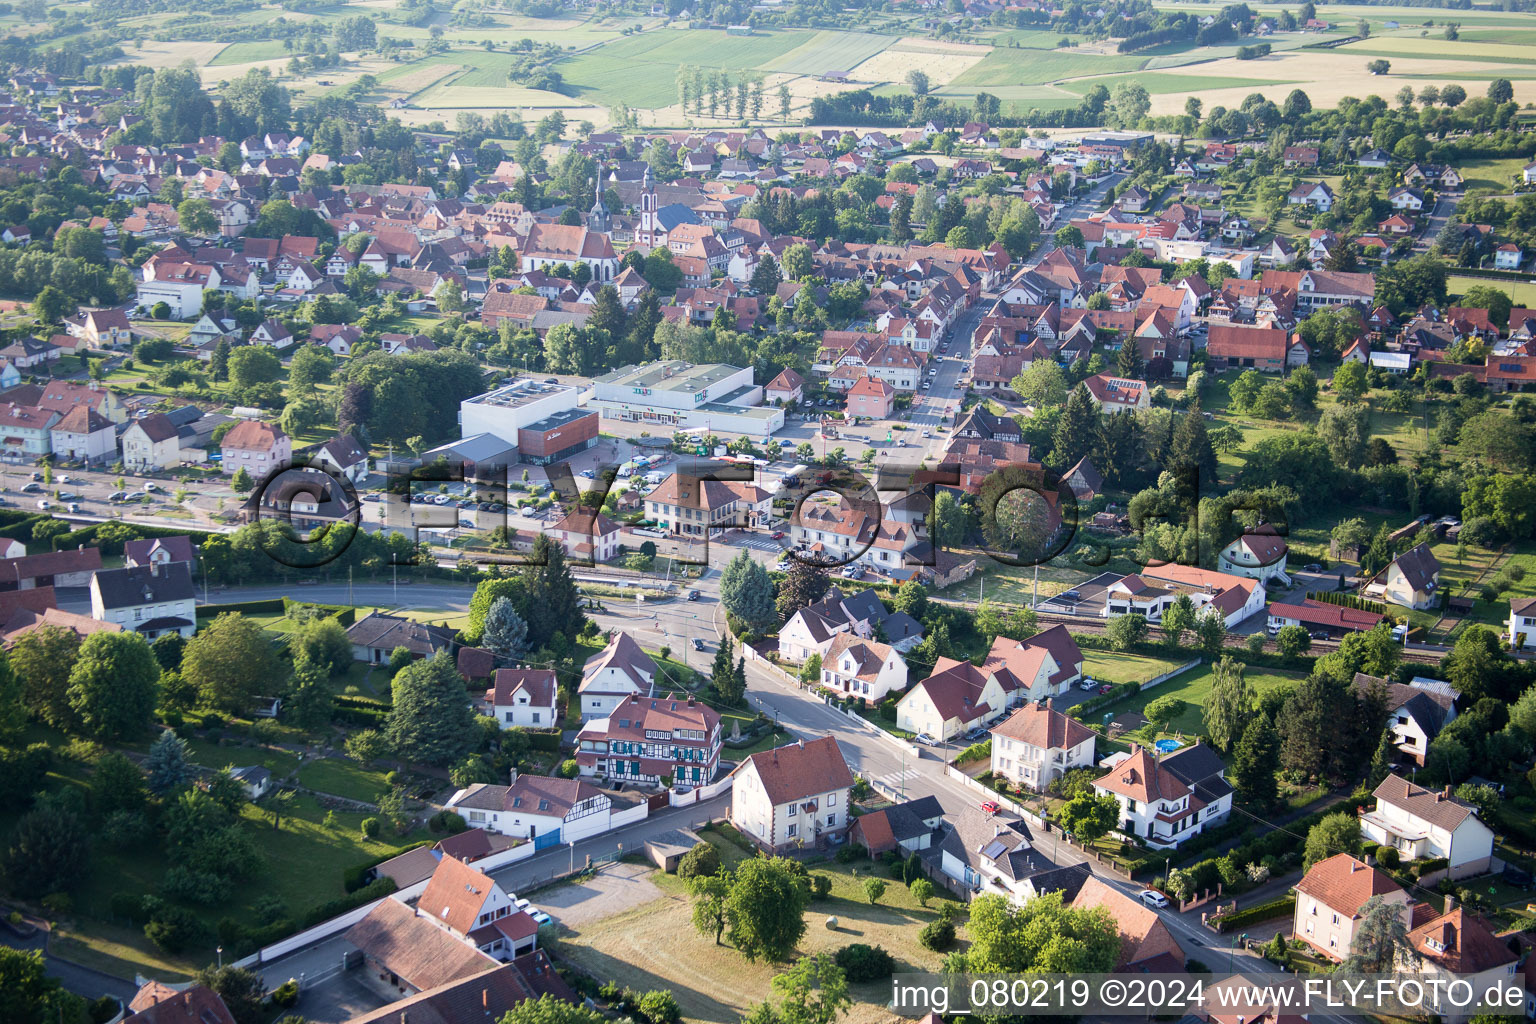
[1413,857,1449,879]
[638,990,680,1024]
[144,904,202,953]
[300,877,397,929]
[919,919,955,951]
[834,943,895,982]
[428,810,467,834]
[109,891,149,923]
[270,980,300,1008]
[677,842,721,880]
[809,873,833,900]
[1210,895,1295,933]
[1376,846,1400,869]
[360,816,381,838]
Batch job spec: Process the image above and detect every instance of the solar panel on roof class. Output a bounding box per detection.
[981,839,1008,860]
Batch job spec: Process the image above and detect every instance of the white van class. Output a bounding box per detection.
[644,471,665,485]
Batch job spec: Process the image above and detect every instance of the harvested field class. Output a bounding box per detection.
[849,46,987,90]
[116,40,229,69]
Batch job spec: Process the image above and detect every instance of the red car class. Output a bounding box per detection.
[980,800,1001,815]
[771,530,786,539]
[1097,684,1113,695]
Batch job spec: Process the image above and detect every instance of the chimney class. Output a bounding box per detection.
[1443,895,1456,913]
[1044,697,1053,710]
[1350,860,1361,873]
[1442,785,1452,799]
[797,738,804,748]
[509,767,518,786]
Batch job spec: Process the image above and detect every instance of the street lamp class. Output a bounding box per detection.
[216,945,223,970]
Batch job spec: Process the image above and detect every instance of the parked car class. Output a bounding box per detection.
[964,725,987,741]
[20,482,40,493]
[1309,630,1331,641]
[67,503,79,513]
[1303,563,1323,572]
[1079,676,1098,691]
[529,909,552,926]
[1060,589,1082,601]
[1137,890,1169,908]
[143,483,162,493]
[35,500,48,510]
[1097,684,1113,695]
[29,471,41,481]
[913,732,937,746]
[980,800,1001,815]
[108,490,128,501]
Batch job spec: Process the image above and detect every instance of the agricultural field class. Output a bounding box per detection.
[761,30,896,76]
[209,40,295,65]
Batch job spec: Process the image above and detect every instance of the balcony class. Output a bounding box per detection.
[1359,811,1430,858]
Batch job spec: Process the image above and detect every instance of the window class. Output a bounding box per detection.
[787,823,797,837]
[827,793,836,805]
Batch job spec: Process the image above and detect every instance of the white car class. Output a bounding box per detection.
[913,732,937,746]
[1137,890,1169,908]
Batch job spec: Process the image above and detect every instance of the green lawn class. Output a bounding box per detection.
[1454,157,1530,194]
[1447,275,1536,306]
[1078,660,1307,739]
[296,757,390,804]
[1083,650,1193,686]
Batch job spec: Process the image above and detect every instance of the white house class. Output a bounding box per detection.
[1373,542,1440,610]
[1509,596,1536,650]
[989,699,1097,792]
[819,634,907,705]
[88,562,197,639]
[778,588,923,663]
[1103,564,1265,629]
[730,736,854,853]
[220,419,291,481]
[936,805,1066,904]
[49,405,115,463]
[121,413,184,471]
[1494,243,1522,271]
[1092,744,1233,849]
[1359,774,1495,880]
[1215,527,1290,584]
[308,433,369,485]
[546,509,623,564]
[1354,673,1458,765]
[415,854,540,961]
[1292,853,1410,961]
[897,628,1083,741]
[578,631,656,720]
[486,668,558,729]
[1286,181,1334,211]
[448,774,614,843]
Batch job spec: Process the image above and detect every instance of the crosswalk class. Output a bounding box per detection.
[873,768,921,796]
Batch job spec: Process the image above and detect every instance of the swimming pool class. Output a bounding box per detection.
[1155,738,1184,754]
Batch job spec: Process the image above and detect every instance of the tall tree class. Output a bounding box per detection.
[145,729,193,795]
[721,550,777,635]
[66,632,158,740]
[1050,383,1098,469]
[956,891,1120,973]
[746,954,851,1024]
[1344,895,1418,974]
[1115,337,1143,380]
[723,856,810,962]
[1161,592,1196,649]
[482,596,529,666]
[182,613,284,713]
[928,490,967,549]
[387,652,477,766]
[1302,811,1362,870]
[11,624,81,729]
[775,559,830,622]
[1230,715,1279,808]
[465,577,528,644]
[523,535,585,650]
[2,803,90,899]
[1202,655,1252,753]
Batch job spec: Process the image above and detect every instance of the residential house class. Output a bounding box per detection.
[1292,853,1410,961]
[0,404,58,460]
[346,611,455,664]
[341,955,577,1024]
[778,588,923,662]
[896,632,1069,741]
[1266,598,1384,638]
[764,368,804,406]
[307,433,369,484]
[1372,542,1440,610]
[1494,243,1522,271]
[0,548,102,589]
[575,692,721,787]
[844,373,895,419]
[1091,743,1233,848]
[937,805,1065,904]
[68,308,134,349]
[1353,673,1458,765]
[819,633,907,705]
[989,698,1096,792]
[848,796,943,856]
[49,405,115,463]
[448,774,614,843]
[643,473,771,536]
[123,536,196,569]
[578,631,656,720]
[1081,373,1149,414]
[486,668,558,729]
[1509,596,1536,649]
[1359,774,1495,879]
[345,897,501,998]
[250,318,293,348]
[220,419,291,481]
[1399,907,1518,1022]
[126,984,237,1024]
[88,561,196,639]
[1207,325,1309,371]
[414,854,541,961]
[1216,526,1289,583]
[1103,563,1266,628]
[1287,181,1334,211]
[121,413,183,470]
[730,735,854,853]
[546,508,623,564]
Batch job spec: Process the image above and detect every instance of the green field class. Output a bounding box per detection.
[1447,275,1536,306]
[210,40,294,65]
[761,29,895,75]
[1456,156,1529,193]
[555,28,813,104]
[1083,661,1308,738]
[948,47,1148,88]
[1083,650,1194,685]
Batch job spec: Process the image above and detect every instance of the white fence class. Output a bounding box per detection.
[612,801,650,826]
[670,775,733,807]
[1137,657,1202,691]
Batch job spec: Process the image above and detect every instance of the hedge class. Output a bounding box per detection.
[301,876,397,928]
[1311,591,1387,615]
[343,842,431,892]
[197,598,287,616]
[1069,681,1141,719]
[1211,895,1295,933]
[0,514,47,541]
[281,598,358,627]
[525,729,562,752]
